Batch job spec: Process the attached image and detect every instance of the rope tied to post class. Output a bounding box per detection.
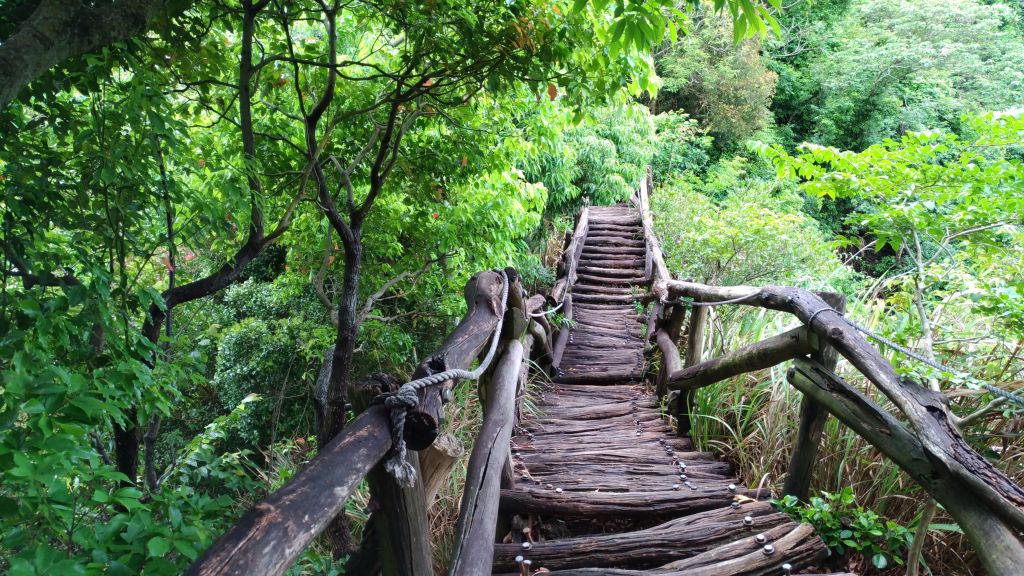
[375,269,510,486]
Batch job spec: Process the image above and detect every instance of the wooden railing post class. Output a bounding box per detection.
[678,304,708,436]
[783,292,846,501]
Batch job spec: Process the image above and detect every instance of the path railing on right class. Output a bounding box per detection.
[634,175,1024,576]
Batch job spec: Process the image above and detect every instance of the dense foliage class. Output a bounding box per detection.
[1,0,1022,574]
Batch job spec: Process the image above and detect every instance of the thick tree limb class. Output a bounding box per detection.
[0,0,196,107]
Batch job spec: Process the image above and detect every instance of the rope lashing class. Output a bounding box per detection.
[376,269,510,486]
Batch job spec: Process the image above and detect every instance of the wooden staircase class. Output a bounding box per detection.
[495,205,836,575]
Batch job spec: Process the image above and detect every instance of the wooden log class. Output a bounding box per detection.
[665,279,1024,534]
[186,406,391,576]
[448,341,523,576]
[492,501,784,572]
[784,293,845,501]
[498,484,754,517]
[420,432,464,508]
[633,176,671,287]
[655,522,825,576]
[655,329,682,398]
[551,294,572,369]
[668,327,812,392]
[405,269,511,451]
[788,359,1024,575]
[678,305,708,435]
[347,376,431,576]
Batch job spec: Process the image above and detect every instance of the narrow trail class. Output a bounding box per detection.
[493,205,839,575]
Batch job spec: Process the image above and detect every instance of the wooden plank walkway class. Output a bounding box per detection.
[496,205,836,575]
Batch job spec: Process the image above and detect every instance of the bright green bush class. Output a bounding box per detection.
[777,488,913,571]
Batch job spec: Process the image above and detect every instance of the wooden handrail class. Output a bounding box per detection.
[447,340,524,576]
[186,406,392,576]
[633,172,671,291]
[667,326,813,391]
[188,269,525,576]
[788,360,1024,575]
[629,179,1024,572]
[551,207,588,370]
[661,279,1024,574]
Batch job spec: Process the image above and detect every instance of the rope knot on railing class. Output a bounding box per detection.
[373,269,510,487]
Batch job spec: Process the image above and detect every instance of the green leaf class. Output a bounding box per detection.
[147,536,171,558]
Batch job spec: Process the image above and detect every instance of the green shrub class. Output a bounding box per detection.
[776,488,913,571]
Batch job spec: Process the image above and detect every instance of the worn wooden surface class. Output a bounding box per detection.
[493,205,828,575]
[665,279,1024,537]
[405,269,512,450]
[783,293,846,501]
[187,406,391,576]
[449,341,524,576]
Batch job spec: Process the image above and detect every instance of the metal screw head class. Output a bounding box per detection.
[521,474,530,481]
[673,484,680,490]
[755,533,767,544]
[635,431,642,437]
[555,487,563,494]
[523,560,532,567]
[546,484,554,490]
[679,474,687,480]
[728,483,737,493]
[743,515,754,526]
[521,542,532,550]
[679,462,687,470]
[781,563,793,575]
[441,387,453,403]
[515,555,524,563]
[730,501,741,509]
[762,544,775,556]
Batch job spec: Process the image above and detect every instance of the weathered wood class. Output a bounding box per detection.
[633,176,671,287]
[655,330,682,398]
[186,406,391,576]
[666,279,1024,534]
[499,484,755,517]
[783,293,845,501]
[347,376,432,576]
[551,294,572,369]
[669,326,812,392]
[678,304,708,435]
[787,359,1024,575]
[364,452,432,576]
[448,341,523,576]
[405,269,510,451]
[420,432,464,507]
[492,502,784,572]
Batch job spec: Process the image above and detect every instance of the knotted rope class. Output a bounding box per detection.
[377,269,510,486]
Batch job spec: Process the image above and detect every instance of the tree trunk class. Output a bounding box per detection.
[318,235,363,558]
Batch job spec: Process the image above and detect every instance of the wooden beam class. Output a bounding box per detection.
[669,326,812,392]
[787,359,1024,576]
[405,269,512,451]
[633,175,671,289]
[655,329,682,398]
[784,293,845,500]
[665,279,1024,533]
[186,406,391,576]
[447,341,524,576]
[677,305,708,435]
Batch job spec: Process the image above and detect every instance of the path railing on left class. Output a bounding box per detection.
[186,267,557,576]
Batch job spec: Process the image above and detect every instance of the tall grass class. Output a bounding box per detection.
[687,293,1022,574]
